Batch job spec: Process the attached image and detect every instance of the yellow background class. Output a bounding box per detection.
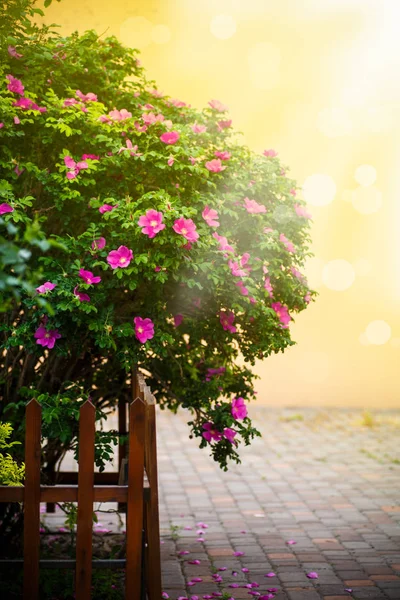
[39,0,400,408]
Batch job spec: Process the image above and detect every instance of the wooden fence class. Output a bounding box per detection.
[0,373,162,600]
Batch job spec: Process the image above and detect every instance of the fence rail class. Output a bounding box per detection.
[0,373,162,600]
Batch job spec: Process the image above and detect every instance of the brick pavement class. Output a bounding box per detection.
[157,407,400,600]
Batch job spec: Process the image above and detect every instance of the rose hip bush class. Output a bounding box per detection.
[0,0,315,470]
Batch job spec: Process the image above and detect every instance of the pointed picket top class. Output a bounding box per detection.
[131,396,145,405]
[26,397,41,412]
[79,399,95,414]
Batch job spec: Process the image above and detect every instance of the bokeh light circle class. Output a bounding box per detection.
[302,174,336,206]
[247,42,281,90]
[351,186,382,214]
[210,15,237,40]
[120,17,153,49]
[304,257,324,289]
[322,259,355,291]
[365,320,391,345]
[152,25,171,45]
[354,164,377,187]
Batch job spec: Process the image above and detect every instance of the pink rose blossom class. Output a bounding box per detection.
[167,155,174,166]
[107,246,133,269]
[73,286,90,302]
[290,188,297,196]
[202,423,222,442]
[173,314,183,327]
[202,206,220,227]
[64,156,88,180]
[263,149,278,157]
[108,108,132,121]
[0,123,3,129]
[78,269,101,285]
[264,227,274,234]
[192,124,207,133]
[236,280,249,296]
[0,203,14,215]
[294,203,312,219]
[36,282,56,294]
[189,156,197,165]
[205,367,225,382]
[82,154,100,160]
[220,310,237,334]
[6,75,24,95]
[138,209,166,238]
[223,428,237,444]
[13,97,46,111]
[213,232,234,254]
[231,397,248,420]
[244,197,266,214]
[209,99,228,112]
[279,233,295,253]
[160,131,180,144]
[173,217,199,242]
[171,98,187,107]
[14,165,24,177]
[8,46,23,59]
[134,317,154,343]
[214,151,231,160]
[217,119,232,130]
[264,276,273,297]
[99,204,114,214]
[205,159,226,173]
[34,326,61,349]
[91,237,106,251]
[63,98,78,107]
[76,90,97,102]
[304,291,311,304]
[14,116,20,125]
[271,302,291,328]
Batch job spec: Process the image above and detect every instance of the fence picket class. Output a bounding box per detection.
[75,400,95,600]
[125,398,145,600]
[23,399,42,600]
[144,394,162,600]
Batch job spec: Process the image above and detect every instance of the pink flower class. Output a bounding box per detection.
[8,46,23,59]
[290,188,297,196]
[236,280,249,296]
[265,573,276,578]
[202,206,220,227]
[294,203,312,219]
[231,397,248,420]
[220,310,237,334]
[244,198,266,214]
[286,539,297,545]
[189,156,197,165]
[217,119,232,130]
[108,108,132,121]
[233,551,244,556]
[107,246,133,269]
[63,98,78,107]
[78,269,101,285]
[34,326,61,349]
[205,159,226,173]
[13,97,45,111]
[0,203,13,215]
[209,99,228,112]
[214,151,231,160]
[304,291,311,304]
[36,282,56,294]
[174,314,183,327]
[138,209,166,238]
[64,156,88,180]
[170,98,187,107]
[173,217,199,243]
[264,227,274,234]
[205,367,225,381]
[99,204,114,214]
[13,116,20,125]
[263,149,278,157]
[279,233,295,253]
[14,165,24,177]
[6,75,24,95]
[306,572,318,579]
[192,124,207,133]
[264,276,273,297]
[202,422,222,442]
[91,237,106,251]
[76,90,97,102]
[271,302,291,328]
[160,131,180,144]
[223,428,237,444]
[134,317,154,343]
[213,232,234,254]
[82,154,100,160]
[167,156,174,166]
[73,286,90,302]
[0,123,3,129]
